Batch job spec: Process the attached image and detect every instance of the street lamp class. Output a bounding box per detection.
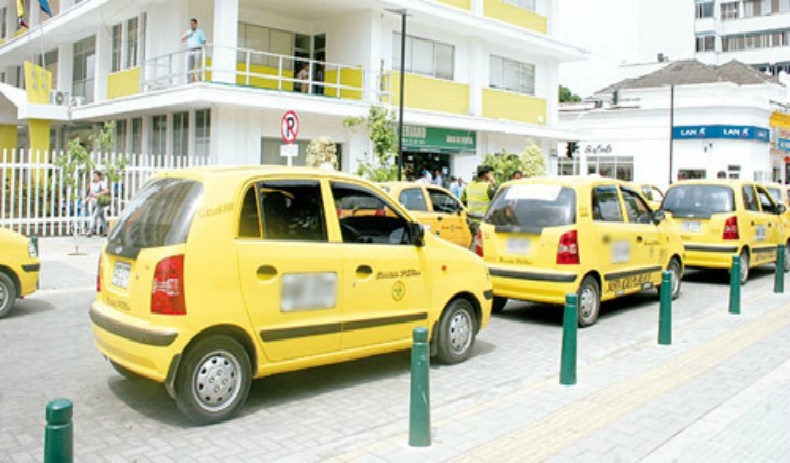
[386,8,408,181]
[669,84,675,185]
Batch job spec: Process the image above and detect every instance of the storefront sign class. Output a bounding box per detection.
[778,138,790,152]
[403,126,476,154]
[583,143,613,155]
[672,125,769,142]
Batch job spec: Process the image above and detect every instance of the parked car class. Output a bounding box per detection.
[90,166,492,424]
[661,180,789,283]
[476,176,683,326]
[379,182,473,248]
[0,227,40,318]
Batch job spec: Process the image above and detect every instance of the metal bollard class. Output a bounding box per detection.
[560,293,578,386]
[729,255,741,315]
[44,398,73,463]
[658,270,672,345]
[409,327,431,447]
[775,244,785,294]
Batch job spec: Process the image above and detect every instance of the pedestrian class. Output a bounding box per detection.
[182,18,207,83]
[416,169,432,184]
[462,165,496,238]
[432,169,444,187]
[450,176,465,199]
[512,170,523,180]
[313,63,325,95]
[296,62,310,93]
[85,171,110,237]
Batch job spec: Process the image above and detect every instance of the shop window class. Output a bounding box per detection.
[587,156,633,181]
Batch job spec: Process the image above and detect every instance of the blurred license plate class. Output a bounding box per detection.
[682,220,700,232]
[506,237,530,254]
[112,262,131,289]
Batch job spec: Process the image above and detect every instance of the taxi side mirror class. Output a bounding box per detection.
[410,222,425,247]
[652,209,665,224]
[776,204,787,215]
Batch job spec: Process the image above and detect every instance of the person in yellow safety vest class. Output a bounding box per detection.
[462,164,497,237]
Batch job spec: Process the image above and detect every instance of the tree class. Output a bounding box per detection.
[559,85,582,103]
[519,140,546,177]
[305,136,339,170]
[344,105,399,181]
[482,140,546,184]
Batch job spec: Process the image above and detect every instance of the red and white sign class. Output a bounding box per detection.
[281,110,299,144]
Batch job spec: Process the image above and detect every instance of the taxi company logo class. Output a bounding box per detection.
[391,281,406,301]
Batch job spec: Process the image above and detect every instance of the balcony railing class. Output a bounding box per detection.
[140,45,365,100]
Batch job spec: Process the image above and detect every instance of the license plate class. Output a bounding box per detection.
[682,220,700,232]
[506,237,530,254]
[112,262,131,289]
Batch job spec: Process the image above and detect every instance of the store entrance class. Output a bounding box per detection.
[403,152,451,185]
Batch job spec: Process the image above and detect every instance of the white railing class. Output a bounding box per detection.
[1,149,213,237]
[141,45,366,99]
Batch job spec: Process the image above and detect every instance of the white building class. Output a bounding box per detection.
[0,0,586,181]
[558,60,790,189]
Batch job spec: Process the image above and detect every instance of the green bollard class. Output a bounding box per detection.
[775,244,785,294]
[44,398,73,463]
[409,327,431,447]
[658,270,672,345]
[729,254,741,315]
[560,293,578,386]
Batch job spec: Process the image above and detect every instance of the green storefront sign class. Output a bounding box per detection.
[403,126,476,154]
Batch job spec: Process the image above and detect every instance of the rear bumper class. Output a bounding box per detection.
[489,266,578,305]
[89,302,185,383]
[683,244,739,269]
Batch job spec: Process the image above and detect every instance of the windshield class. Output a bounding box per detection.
[485,184,576,230]
[108,178,203,249]
[662,185,734,215]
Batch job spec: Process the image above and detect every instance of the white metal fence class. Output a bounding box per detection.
[1,149,213,237]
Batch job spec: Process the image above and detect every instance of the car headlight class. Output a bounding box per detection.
[28,240,38,258]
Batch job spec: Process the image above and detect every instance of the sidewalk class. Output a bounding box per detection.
[37,236,105,291]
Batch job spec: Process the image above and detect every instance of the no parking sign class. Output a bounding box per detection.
[281,110,299,144]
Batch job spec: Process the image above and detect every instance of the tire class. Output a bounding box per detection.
[783,241,790,273]
[110,360,145,381]
[435,299,477,364]
[175,336,252,425]
[738,249,749,285]
[577,275,600,327]
[0,272,18,319]
[657,258,682,301]
[491,297,507,314]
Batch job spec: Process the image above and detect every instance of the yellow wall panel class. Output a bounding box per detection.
[438,0,471,10]
[483,0,547,34]
[482,88,546,125]
[324,68,363,100]
[390,73,469,115]
[23,61,52,104]
[107,67,141,99]
[28,119,50,160]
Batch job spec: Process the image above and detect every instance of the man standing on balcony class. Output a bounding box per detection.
[182,18,207,83]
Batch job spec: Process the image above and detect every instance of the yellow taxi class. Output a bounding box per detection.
[0,227,40,318]
[661,180,789,283]
[379,182,472,248]
[90,166,492,424]
[476,176,684,326]
[764,183,790,228]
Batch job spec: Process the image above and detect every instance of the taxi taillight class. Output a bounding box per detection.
[723,216,739,240]
[474,229,484,257]
[96,255,102,293]
[557,230,580,265]
[151,255,186,316]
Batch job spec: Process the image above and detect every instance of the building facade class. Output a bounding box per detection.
[0,0,586,181]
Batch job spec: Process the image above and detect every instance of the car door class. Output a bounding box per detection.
[620,186,664,288]
[330,181,431,351]
[397,186,439,235]
[591,183,640,299]
[235,179,342,363]
[742,184,771,265]
[756,185,780,262]
[426,186,472,247]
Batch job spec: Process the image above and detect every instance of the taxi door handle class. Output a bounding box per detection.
[356,265,373,278]
[256,265,277,281]
[751,221,755,226]
[602,235,610,244]
[636,236,643,243]
[437,216,443,221]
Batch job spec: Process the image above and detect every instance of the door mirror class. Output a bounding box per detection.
[410,222,425,247]
[777,204,787,215]
[652,209,666,224]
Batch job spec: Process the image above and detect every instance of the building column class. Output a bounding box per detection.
[95,21,111,102]
[28,119,51,162]
[0,124,18,164]
[469,41,486,117]
[212,0,239,84]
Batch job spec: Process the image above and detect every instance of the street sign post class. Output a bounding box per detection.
[279,144,299,167]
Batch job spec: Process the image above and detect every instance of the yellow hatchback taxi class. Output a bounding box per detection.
[661,180,789,283]
[90,167,492,424]
[380,182,472,248]
[476,176,684,326]
[0,227,40,318]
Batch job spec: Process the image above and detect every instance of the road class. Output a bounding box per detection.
[2,238,789,461]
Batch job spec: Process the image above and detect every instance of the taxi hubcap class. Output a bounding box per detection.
[192,350,241,411]
[0,285,6,307]
[449,310,472,354]
[740,253,749,281]
[579,288,596,320]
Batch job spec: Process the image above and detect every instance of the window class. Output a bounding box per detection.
[695,1,714,18]
[238,186,262,238]
[558,157,580,176]
[621,188,653,224]
[486,184,576,230]
[592,185,623,222]
[393,33,455,80]
[126,17,139,69]
[114,120,128,153]
[131,117,142,154]
[238,23,296,68]
[399,188,428,211]
[504,0,535,10]
[259,181,326,241]
[36,49,58,89]
[150,115,167,155]
[587,156,634,181]
[111,16,143,73]
[195,109,210,157]
[742,185,760,211]
[111,24,122,72]
[756,186,776,213]
[696,34,715,52]
[172,112,188,158]
[428,189,462,214]
[489,55,535,95]
[1,7,7,40]
[332,182,413,245]
[721,2,739,20]
[72,36,96,104]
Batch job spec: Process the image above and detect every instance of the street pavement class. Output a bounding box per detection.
[1,237,789,462]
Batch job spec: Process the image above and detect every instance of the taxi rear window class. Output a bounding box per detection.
[486,184,576,231]
[662,185,734,216]
[108,178,203,250]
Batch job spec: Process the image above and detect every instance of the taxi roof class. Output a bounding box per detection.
[666,179,761,188]
[500,175,624,188]
[152,165,364,183]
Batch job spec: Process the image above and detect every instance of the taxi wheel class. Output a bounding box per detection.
[661,258,682,301]
[783,242,790,273]
[738,249,750,285]
[436,299,477,364]
[175,336,252,425]
[491,297,507,314]
[577,276,600,327]
[0,273,17,319]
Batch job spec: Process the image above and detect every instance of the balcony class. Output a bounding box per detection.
[385,72,470,115]
[482,88,546,125]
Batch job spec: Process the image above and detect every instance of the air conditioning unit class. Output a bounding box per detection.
[69,96,85,107]
[49,90,70,106]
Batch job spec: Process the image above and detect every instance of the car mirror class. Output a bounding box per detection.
[652,209,665,224]
[410,222,425,247]
[777,204,787,215]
